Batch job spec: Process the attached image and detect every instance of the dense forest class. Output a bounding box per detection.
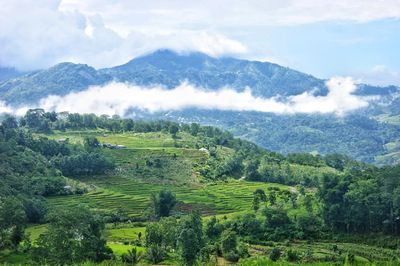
[1,109,400,265]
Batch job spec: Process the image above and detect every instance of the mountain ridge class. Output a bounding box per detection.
[1,49,398,106]
[1,49,400,165]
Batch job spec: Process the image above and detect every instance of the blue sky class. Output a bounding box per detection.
[1,0,399,85]
[241,19,400,83]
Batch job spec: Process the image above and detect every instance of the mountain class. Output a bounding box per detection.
[100,49,328,97]
[0,63,111,105]
[2,50,398,106]
[0,67,25,82]
[0,49,399,164]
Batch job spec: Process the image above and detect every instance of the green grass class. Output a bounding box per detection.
[47,176,290,217]
[106,243,145,257]
[0,250,30,265]
[106,226,146,242]
[245,240,400,265]
[26,224,48,241]
[98,132,178,148]
[27,130,400,265]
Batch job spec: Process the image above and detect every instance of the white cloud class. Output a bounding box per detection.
[0,101,13,114]
[1,0,399,71]
[60,0,400,29]
[289,77,370,114]
[1,77,365,117]
[0,1,247,70]
[355,65,400,86]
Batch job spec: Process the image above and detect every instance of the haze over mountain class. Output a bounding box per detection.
[0,50,399,165]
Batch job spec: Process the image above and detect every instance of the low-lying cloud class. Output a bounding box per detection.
[1,77,371,117]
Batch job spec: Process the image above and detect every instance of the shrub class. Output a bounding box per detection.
[286,249,300,262]
[146,244,165,264]
[225,251,240,262]
[237,242,250,258]
[121,248,143,265]
[269,248,281,261]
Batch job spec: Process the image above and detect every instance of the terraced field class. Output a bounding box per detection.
[246,241,400,265]
[14,130,400,265]
[48,175,289,217]
[45,130,277,217]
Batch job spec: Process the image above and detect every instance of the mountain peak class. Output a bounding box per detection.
[119,49,215,69]
[50,62,93,71]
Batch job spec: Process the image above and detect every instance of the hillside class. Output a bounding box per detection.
[2,111,400,265]
[0,50,400,165]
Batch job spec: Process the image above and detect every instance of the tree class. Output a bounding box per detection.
[145,245,164,264]
[1,114,18,129]
[122,119,134,131]
[205,216,222,240]
[121,247,143,265]
[295,212,322,239]
[151,190,177,218]
[177,212,203,265]
[0,197,27,250]
[263,207,294,241]
[84,136,100,151]
[24,109,51,132]
[144,222,166,264]
[32,206,113,264]
[253,189,266,212]
[169,124,179,138]
[145,223,163,247]
[269,248,281,261]
[303,194,313,213]
[178,228,199,265]
[221,229,237,256]
[245,160,260,181]
[190,123,200,136]
[159,217,178,250]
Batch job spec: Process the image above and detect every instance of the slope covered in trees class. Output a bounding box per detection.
[1,50,400,166]
[1,110,400,265]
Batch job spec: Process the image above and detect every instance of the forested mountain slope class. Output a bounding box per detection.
[1,50,400,165]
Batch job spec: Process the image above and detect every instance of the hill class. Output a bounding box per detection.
[0,50,400,165]
[2,111,400,265]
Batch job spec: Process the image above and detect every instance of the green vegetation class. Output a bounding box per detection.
[1,110,400,265]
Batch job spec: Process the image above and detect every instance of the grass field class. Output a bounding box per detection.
[43,130,288,217]
[246,241,400,264]
[15,130,398,265]
[47,176,290,217]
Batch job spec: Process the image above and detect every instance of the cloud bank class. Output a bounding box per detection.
[1,0,399,77]
[0,1,247,71]
[0,77,365,117]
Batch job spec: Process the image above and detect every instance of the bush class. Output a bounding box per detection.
[237,242,250,258]
[224,251,240,262]
[121,248,143,265]
[269,248,281,261]
[286,249,300,262]
[146,244,165,264]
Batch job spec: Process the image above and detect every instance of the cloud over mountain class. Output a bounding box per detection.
[0,1,247,70]
[24,77,368,116]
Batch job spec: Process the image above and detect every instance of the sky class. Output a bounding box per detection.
[0,0,400,86]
